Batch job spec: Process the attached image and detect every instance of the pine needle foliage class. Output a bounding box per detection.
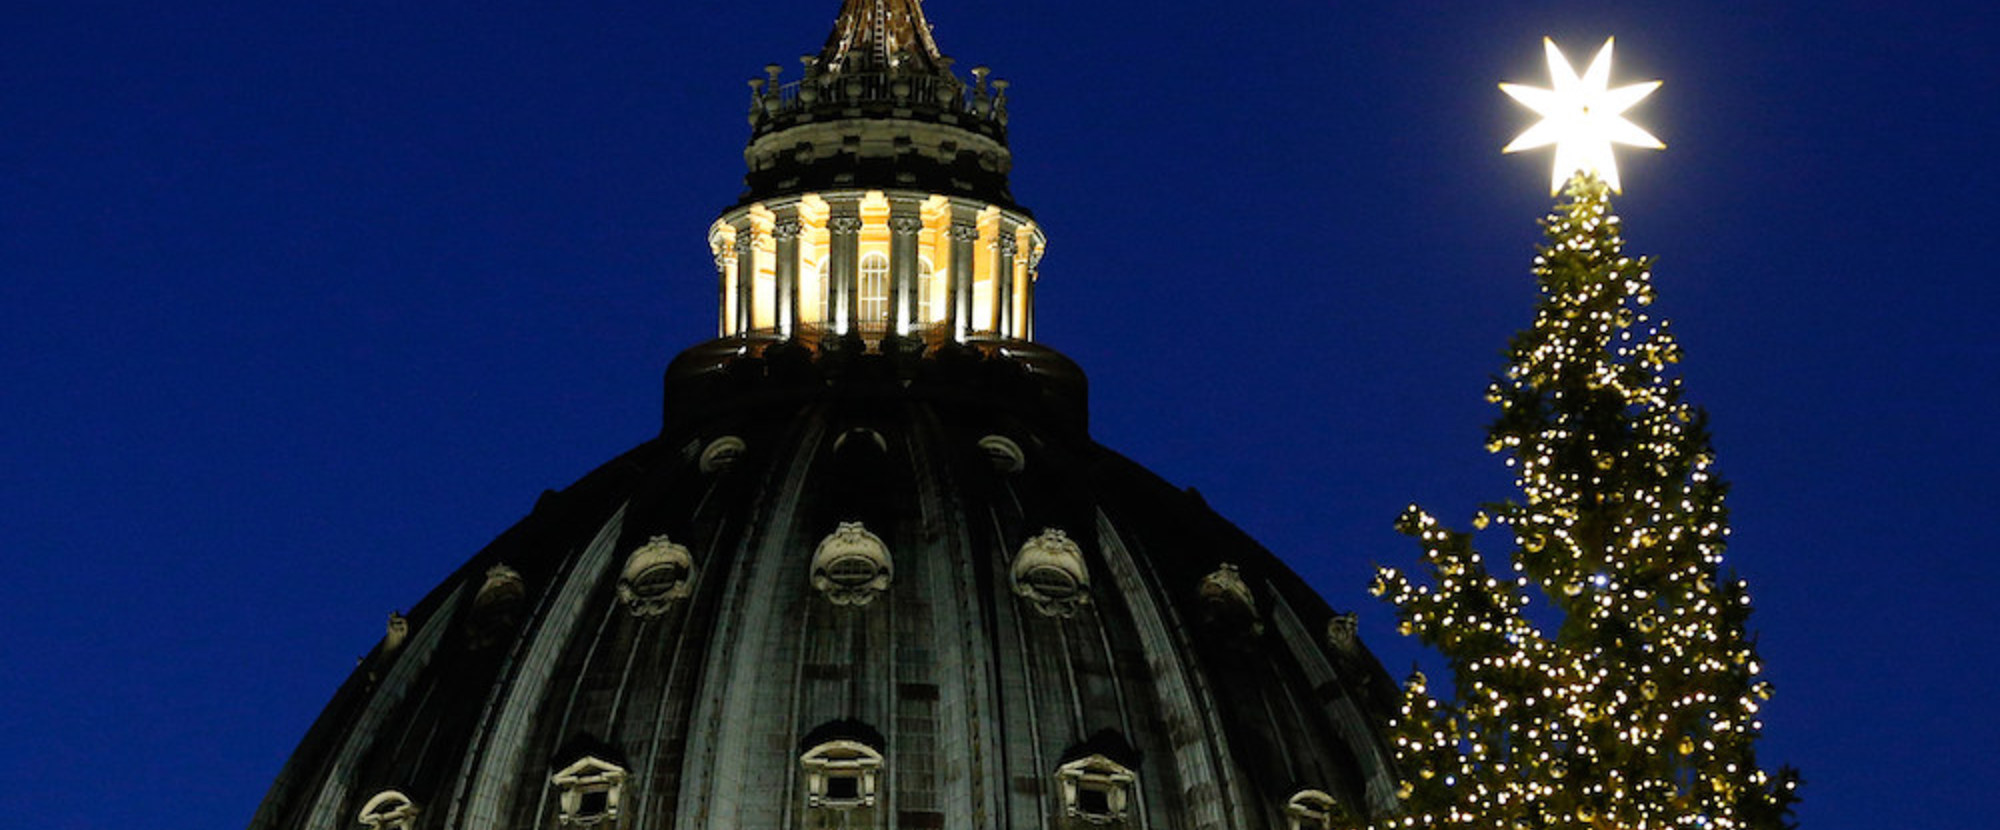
[1353,175,1800,830]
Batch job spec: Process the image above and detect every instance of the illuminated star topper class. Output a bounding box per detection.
[1501,37,1664,194]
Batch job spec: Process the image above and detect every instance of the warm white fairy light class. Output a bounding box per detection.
[1501,37,1664,194]
[1347,179,1797,829]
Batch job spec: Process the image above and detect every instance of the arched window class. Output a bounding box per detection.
[917,257,936,323]
[858,252,890,330]
[812,260,830,325]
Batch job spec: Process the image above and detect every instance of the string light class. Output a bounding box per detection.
[1349,176,1799,829]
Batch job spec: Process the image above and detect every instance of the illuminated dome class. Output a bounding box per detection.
[250,3,1401,829]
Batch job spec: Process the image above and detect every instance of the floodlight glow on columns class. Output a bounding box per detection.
[709,190,1043,346]
[1500,37,1664,194]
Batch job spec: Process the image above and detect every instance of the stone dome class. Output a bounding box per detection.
[249,4,1402,829]
[251,339,1401,830]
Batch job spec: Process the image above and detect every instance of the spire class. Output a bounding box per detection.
[817,0,946,74]
[738,0,1016,209]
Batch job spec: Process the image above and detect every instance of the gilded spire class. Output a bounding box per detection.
[817,0,946,74]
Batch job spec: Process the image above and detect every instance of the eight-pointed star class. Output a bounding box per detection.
[1501,37,1664,194]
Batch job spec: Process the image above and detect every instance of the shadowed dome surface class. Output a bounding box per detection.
[250,3,1402,829]
[251,341,1402,829]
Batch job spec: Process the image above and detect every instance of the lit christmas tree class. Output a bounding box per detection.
[1353,39,1799,830]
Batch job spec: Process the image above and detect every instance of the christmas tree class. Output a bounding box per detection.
[1359,172,1800,829]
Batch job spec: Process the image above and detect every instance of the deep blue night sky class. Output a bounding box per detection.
[4,2,1994,828]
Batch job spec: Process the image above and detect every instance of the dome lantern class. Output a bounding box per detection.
[714,0,1041,347]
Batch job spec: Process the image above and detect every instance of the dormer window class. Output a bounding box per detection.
[617,536,696,618]
[977,434,1025,473]
[1285,789,1340,830]
[699,435,747,473]
[466,563,529,650]
[474,564,526,609]
[809,522,893,606]
[1199,562,1264,636]
[1055,754,1136,825]
[383,611,409,654]
[1324,611,1360,655]
[800,739,883,810]
[357,790,418,830]
[551,755,628,827]
[1013,528,1090,618]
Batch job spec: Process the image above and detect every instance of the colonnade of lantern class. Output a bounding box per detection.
[711,190,1043,343]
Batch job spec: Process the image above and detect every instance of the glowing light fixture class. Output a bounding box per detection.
[1501,37,1664,194]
